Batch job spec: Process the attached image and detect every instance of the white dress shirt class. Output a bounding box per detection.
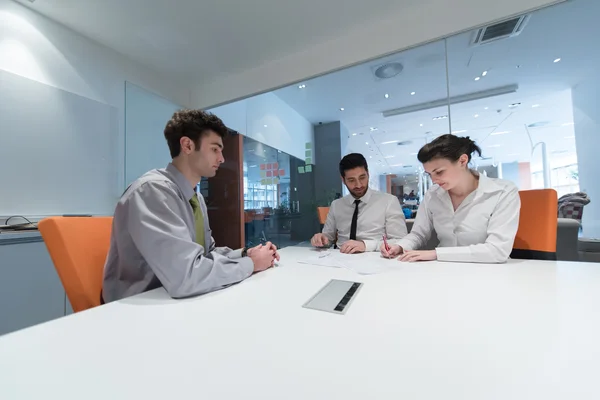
[322,189,408,251]
[394,174,520,263]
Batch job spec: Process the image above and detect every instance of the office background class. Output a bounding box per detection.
[1,0,597,337]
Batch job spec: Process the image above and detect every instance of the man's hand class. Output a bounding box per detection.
[397,250,437,262]
[248,242,280,268]
[380,244,402,258]
[311,233,330,248]
[248,244,276,272]
[263,241,280,264]
[339,240,366,254]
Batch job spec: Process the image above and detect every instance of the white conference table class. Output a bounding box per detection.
[1,246,599,399]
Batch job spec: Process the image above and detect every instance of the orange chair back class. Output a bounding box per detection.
[317,207,330,224]
[38,217,113,312]
[511,189,558,260]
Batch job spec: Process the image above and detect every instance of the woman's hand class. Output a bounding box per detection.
[380,243,402,258]
[397,250,437,262]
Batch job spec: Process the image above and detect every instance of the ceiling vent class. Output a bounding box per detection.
[471,15,531,46]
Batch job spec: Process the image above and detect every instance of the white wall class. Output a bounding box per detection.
[191,0,562,108]
[125,82,182,186]
[208,92,313,161]
[0,0,190,204]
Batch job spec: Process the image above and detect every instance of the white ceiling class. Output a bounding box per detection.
[273,0,599,178]
[14,0,420,82]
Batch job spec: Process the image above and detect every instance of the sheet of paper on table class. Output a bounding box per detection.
[298,250,398,275]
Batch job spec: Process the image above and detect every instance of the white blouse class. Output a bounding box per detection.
[393,174,521,263]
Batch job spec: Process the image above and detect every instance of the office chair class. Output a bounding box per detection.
[317,207,329,231]
[511,189,558,260]
[38,217,113,312]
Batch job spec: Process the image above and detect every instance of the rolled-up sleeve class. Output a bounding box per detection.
[127,182,254,298]
[436,185,521,263]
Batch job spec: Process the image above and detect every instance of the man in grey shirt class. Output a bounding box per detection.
[310,153,407,253]
[102,109,279,303]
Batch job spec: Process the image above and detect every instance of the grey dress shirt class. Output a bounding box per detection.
[102,163,253,302]
[322,189,408,251]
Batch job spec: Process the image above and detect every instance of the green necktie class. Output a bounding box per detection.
[189,194,205,251]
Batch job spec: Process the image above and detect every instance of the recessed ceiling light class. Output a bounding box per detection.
[508,103,521,108]
[249,165,258,168]
[352,133,357,136]
[380,140,400,145]
[475,77,481,81]
[389,164,404,167]
[554,58,561,63]
[420,123,423,127]
[482,71,488,76]
[384,93,390,99]
[369,127,378,131]
[432,115,448,121]
[474,114,479,118]
[263,124,268,128]
[369,156,372,158]
[410,92,416,95]
[491,131,511,135]
[384,155,396,159]
[365,142,369,145]
[484,107,489,110]
[410,152,418,155]
[298,84,306,89]
[340,107,345,111]
[452,130,467,134]
[532,104,541,108]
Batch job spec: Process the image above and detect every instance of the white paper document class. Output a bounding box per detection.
[298,250,398,275]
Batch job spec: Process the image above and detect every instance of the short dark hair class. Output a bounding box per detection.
[164,109,228,158]
[339,153,369,177]
[417,134,482,164]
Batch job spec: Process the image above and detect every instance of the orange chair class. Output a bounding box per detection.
[38,217,113,312]
[511,189,558,260]
[317,207,330,225]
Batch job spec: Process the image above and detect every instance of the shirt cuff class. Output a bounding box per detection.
[362,239,379,252]
[394,239,414,252]
[434,246,470,262]
[237,256,255,277]
[228,248,244,259]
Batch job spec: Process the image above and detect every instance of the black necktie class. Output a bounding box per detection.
[350,199,360,240]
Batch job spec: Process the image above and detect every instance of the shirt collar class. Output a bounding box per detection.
[166,163,196,201]
[346,187,373,205]
[476,173,504,195]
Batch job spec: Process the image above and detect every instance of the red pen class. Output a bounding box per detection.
[383,234,391,257]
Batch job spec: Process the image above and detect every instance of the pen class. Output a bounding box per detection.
[382,234,391,258]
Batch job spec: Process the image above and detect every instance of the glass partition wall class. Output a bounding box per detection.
[242,136,316,249]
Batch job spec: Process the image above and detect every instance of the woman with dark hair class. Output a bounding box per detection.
[381,134,520,263]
